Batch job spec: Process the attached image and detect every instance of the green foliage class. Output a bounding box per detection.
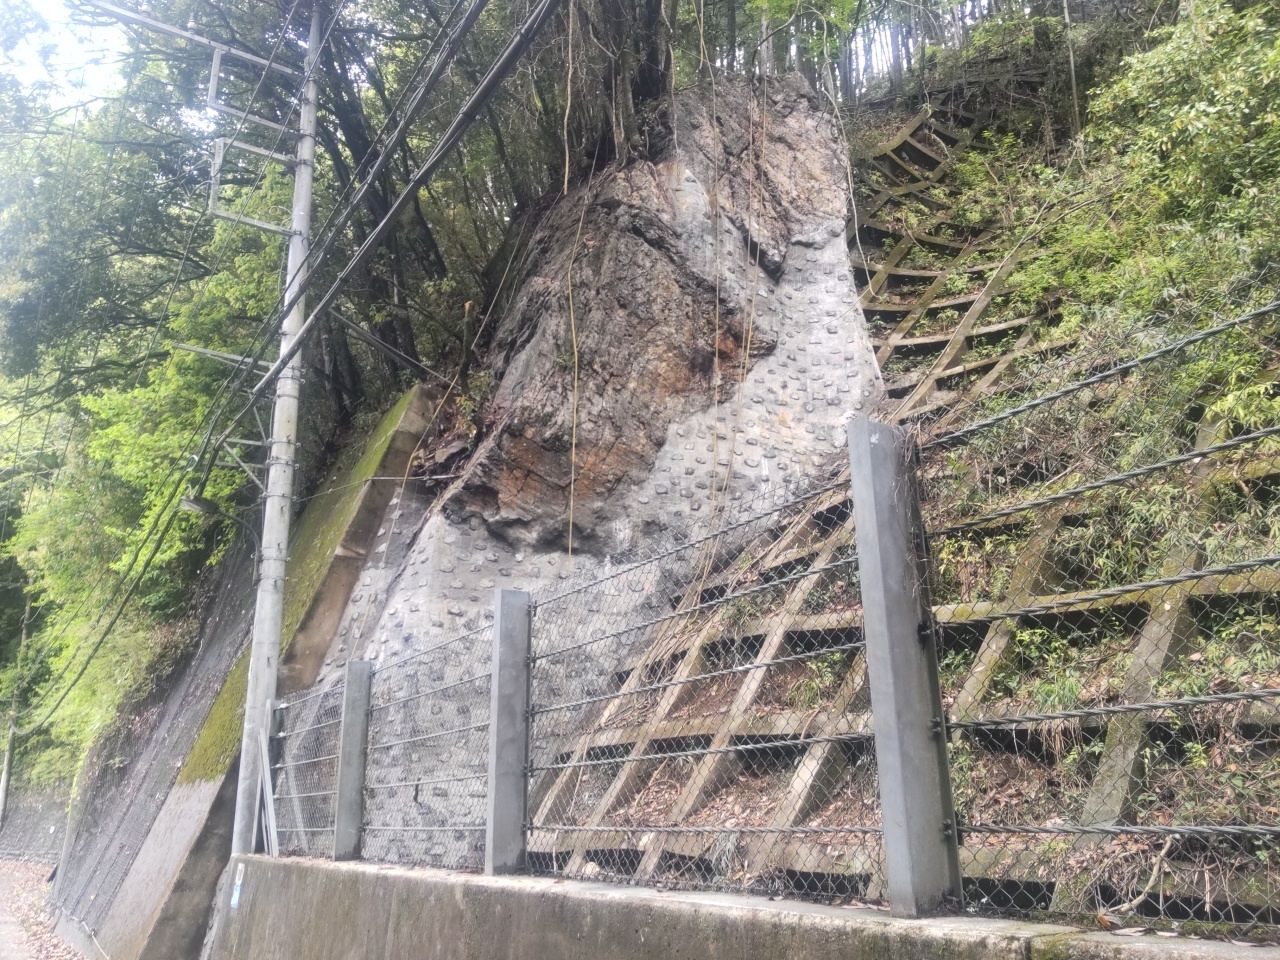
[799,562,860,614]
[13,610,196,787]
[0,0,1272,820]
[786,651,845,709]
[1049,488,1182,588]
[988,618,1132,712]
[937,644,973,692]
[923,0,1280,552]
[1093,1,1280,227]
[1158,603,1280,699]
[1004,0,1280,335]
[456,369,496,434]
[1133,719,1280,828]
[931,529,1022,605]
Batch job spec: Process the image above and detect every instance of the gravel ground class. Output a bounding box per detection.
[0,860,80,960]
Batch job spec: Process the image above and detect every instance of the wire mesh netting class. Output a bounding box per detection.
[919,299,1280,939]
[261,232,1279,939]
[273,679,345,858]
[361,625,493,870]
[525,474,886,903]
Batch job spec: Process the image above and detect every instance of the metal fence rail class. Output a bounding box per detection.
[525,473,889,901]
[269,622,493,871]
[262,295,1280,941]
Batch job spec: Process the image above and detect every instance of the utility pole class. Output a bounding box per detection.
[0,593,33,830]
[0,725,12,830]
[80,0,322,854]
[231,2,322,856]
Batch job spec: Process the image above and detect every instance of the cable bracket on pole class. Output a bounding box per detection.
[209,139,301,237]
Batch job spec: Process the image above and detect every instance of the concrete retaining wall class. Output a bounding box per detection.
[208,856,1279,960]
[46,386,440,960]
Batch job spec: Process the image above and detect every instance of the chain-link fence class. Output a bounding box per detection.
[0,780,67,862]
[361,625,492,870]
[264,294,1280,941]
[273,679,345,858]
[270,623,492,870]
[921,299,1280,938]
[524,473,886,903]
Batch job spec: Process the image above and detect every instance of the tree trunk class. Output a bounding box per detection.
[863,26,874,91]
[797,17,816,86]
[840,30,854,101]
[319,319,363,425]
[889,19,904,92]
[759,14,772,77]
[725,0,736,72]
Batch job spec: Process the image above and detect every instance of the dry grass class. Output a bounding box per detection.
[687,765,790,829]
[805,760,882,845]
[604,757,694,828]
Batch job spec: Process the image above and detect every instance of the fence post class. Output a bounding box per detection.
[486,588,531,875]
[333,660,372,861]
[847,416,961,917]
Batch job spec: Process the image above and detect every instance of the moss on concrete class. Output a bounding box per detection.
[280,388,415,646]
[1028,933,1079,960]
[176,389,417,785]
[178,650,249,784]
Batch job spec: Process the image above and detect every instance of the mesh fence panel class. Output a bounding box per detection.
[526,472,886,903]
[261,282,1280,938]
[920,301,1280,938]
[361,625,493,870]
[273,679,345,858]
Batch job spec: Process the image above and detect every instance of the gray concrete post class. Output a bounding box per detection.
[486,589,532,875]
[847,416,961,917]
[333,661,373,861]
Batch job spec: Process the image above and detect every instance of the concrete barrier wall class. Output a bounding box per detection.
[208,856,1277,960]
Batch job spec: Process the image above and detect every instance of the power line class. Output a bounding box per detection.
[128,0,315,390]
[301,0,492,274]
[165,0,496,424]
[123,0,501,445]
[0,52,214,718]
[924,299,1280,451]
[0,98,139,706]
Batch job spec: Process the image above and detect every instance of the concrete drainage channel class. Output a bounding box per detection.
[207,856,1279,960]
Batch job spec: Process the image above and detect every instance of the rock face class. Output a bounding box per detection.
[452,74,877,552]
[341,75,879,661]
[302,74,882,865]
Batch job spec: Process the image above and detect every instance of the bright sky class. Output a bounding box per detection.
[2,1,125,103]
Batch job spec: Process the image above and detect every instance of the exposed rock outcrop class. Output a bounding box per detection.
[447,74,878,552]
[50,72,886,933]
[313,74,882,865]
[335,76,879,669]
